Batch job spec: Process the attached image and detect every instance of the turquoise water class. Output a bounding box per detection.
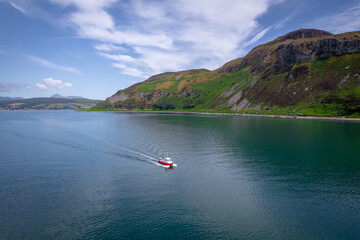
[1,111,360,239]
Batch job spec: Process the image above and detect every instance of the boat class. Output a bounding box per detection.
[158,157,174,166]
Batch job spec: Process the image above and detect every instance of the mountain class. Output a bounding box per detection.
[0,97,102,110]
[51,94,64,98]
[92,29,360,117]
[0,96,24,101]
[66,96,85,99]
[51,94,84,99]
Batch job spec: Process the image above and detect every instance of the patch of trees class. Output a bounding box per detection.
[182,98,196,109]
[181,93,206,109]
[322,93,360,115]
[153,96,179,110]
[153,93,207,110]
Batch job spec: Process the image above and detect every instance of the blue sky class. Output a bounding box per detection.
[0,0,359,99]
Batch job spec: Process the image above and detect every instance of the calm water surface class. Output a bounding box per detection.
[1,111,360,239]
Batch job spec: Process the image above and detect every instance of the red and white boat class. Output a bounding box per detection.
[158,157,174,166]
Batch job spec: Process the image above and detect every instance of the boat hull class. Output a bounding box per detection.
[158,160,174,166]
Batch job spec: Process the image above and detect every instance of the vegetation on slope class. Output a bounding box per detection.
[91,29,360,118]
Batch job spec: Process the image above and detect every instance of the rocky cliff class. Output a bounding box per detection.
[93,29,360,117]
[218,29,360,74]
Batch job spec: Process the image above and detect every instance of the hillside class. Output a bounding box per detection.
[0,97,102,110]
[92,29,360,117]
[0,96,23,101]
[51,94,85,99]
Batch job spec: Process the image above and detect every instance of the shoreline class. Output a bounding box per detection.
[87,110,360,122]
[190,112,360,122]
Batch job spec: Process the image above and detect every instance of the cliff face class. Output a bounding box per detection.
[93,29,360,117]
[218,29,360,74]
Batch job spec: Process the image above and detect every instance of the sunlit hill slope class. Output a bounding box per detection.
[92,29,360,117]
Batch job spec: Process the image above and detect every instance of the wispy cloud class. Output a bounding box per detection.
[6,0,53,21]
[94,43,126,52]
[50,0,284,77]
[0,82,31,92]
[35,77,73,91]
[10,0,285,78]
[310,4,360,34]
[116,66,144,78]
[28,56,81,74]
[245,27,272,47]
[8,1,29,16]
[99,52,136,63]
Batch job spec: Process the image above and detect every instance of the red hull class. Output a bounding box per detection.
[158,160,174,166]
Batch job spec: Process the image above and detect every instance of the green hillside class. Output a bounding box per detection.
[92,29,360,118]
[0,98,102,110]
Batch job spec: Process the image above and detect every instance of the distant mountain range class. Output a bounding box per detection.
[51,94,84,99]
[1,94,86,101]
[0,96,24,101]
[92,29,360,118]
[0,95,102,110]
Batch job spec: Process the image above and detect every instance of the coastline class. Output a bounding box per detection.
[190,112,360,122]
[87,110,360,122]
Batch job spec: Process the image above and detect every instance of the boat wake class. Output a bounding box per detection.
[134,152,177,168]
[74,132,177,168]
[5,128,177,169]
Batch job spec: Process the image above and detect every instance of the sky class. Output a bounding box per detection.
[0,0,359,100]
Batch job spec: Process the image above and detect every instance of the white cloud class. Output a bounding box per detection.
[43,77,72,89]
[76,25,173,49]
[111,63,144,78]
[47,0,284,77]
[245,27,272,47]
[119,67,144,78]
[6,0,53,22]
[111,62,126,69]
[35,83,47,91]
[28,56,81,74]
[36,77,73,91]
[12,0,285,78]
[94,43,125,52]
[70,8,114,29]
[134,47,191,75]
[9,2,30,16]
[99,53,136,63]
[310,4,360,34]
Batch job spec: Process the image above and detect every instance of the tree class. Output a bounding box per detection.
[182,98,195,109]
[153,96,178,110]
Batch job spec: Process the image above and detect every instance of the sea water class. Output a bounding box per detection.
[1,111,360,239]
